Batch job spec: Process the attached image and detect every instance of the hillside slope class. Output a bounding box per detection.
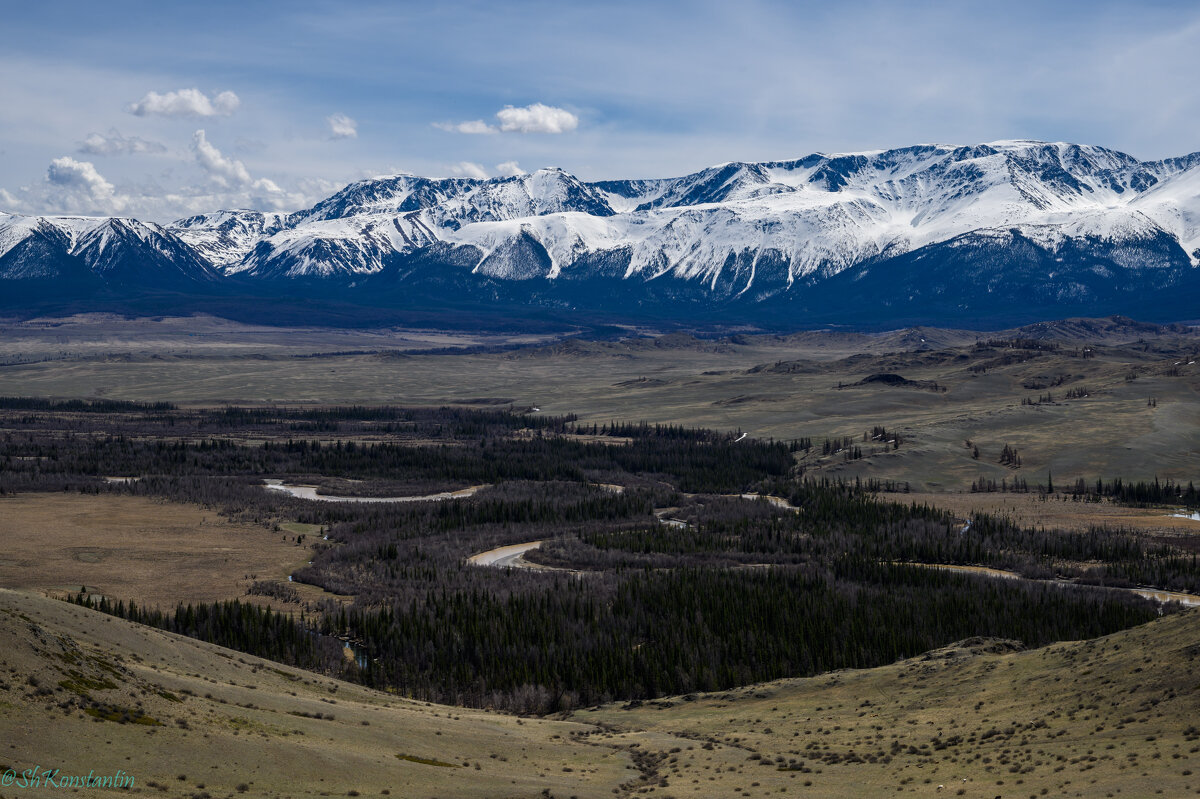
[0,589,629,798]
[2,588,1197,797]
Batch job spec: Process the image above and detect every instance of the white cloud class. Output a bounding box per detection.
[433,119,496,135]
[1,150,321,221]
[190,130,294,211]
[153,175,316,217]
[449,161,488,179]
[495,160,526,177]
[47,156,121,206]
[192,129,252,187]
[457,119,495,135]
[127,88,240,118]
[496,103,578,134]
[78,129,166,156]
[5,156,133,215]
[436,103,579,135]
[327,112,358,139]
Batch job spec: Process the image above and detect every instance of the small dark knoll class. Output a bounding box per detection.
[843,372,947,392]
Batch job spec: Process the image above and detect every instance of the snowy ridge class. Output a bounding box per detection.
[173,210,288,268]
[3,141,1200,321]
[0,212,218,285]
[238,214,440,278]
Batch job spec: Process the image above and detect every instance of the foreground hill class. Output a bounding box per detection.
[3,141,1200,327]
[2,588,1197,797]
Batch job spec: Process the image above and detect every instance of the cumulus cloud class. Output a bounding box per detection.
[127,88,240,118]
[496,103,578,134]
[449,161,489,179]
[47,157,121,205]
[190,129,291,212]
[2,156,133,215]
[78,129,166,156]
[495,160,526,177]
[192,129,252,187]
[436,103,578,135]
[327,113,358,139]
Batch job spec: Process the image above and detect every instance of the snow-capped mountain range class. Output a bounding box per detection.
[4,141,1200,327]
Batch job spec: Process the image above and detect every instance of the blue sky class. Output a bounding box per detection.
[2,0,1199,220]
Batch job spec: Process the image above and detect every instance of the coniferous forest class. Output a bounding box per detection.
[4,400,1192,714]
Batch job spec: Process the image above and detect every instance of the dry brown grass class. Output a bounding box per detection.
[0,588,631,798]
[0,494,333,611]
[578,611,1200,798]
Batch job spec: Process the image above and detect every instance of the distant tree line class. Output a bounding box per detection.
[0,397,177,412]
[967,474,1199,509]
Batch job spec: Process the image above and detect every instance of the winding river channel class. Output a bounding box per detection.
[263,479,486,503]
[264,476,1197,608]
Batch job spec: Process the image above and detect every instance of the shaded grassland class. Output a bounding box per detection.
[0,312,565,362]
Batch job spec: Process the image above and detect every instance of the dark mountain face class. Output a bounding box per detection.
[73,220,220,289]
[0,221,87,282]
[797,227,1199,327]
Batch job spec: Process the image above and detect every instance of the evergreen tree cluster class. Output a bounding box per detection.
[70,594,338,669]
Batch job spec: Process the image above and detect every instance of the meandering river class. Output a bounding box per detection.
[263,479,486,503]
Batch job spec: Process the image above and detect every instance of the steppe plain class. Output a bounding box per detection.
[1,313,1199,798]
[1,313,1197,489]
